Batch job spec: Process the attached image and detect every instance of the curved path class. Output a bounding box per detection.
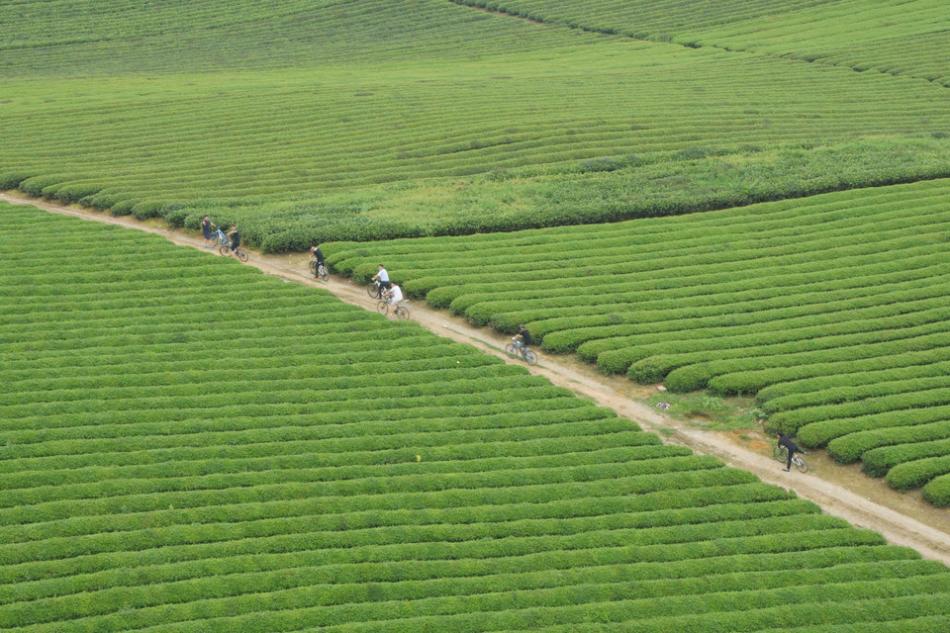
[3,191,948,564]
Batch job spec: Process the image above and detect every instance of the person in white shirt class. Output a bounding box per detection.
[372,264,391,298]
[387,283,404,306]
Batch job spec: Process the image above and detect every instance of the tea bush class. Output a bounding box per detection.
[3,202,948,629]
[325,180,950,499]
[2,2,949,245]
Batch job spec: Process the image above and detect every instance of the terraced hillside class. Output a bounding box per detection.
[4,203,950,630]
[326,179,950,504]
[2,0,949,247]
[458,0,950,85]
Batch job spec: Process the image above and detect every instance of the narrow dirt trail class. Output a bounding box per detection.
[3,191,948,564]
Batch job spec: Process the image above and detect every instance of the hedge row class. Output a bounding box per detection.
[826,420,950,464]
[862,439,950,478]
[323,179,950,500]
[885,455,950,491]
[5,202,948,629]
[922,474,950,507]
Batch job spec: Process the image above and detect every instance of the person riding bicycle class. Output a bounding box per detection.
[227,225,241,254]
[372,264,391,298]
[310,243,325,269]
[777,432,804,472]
[512,324,533,352]
[201,216,213,247]
[386,283,404,308]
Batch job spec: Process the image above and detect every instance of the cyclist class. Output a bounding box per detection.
[372,264,391,298]
[227,225,241,256]
[512,324,533,352]
[387,283,404,308]
[310,243,325,269]
[777,432,804,472]
[201,216,213,248]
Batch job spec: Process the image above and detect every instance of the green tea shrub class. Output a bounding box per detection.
[628,355,681,384]
[885,455,950,490]
[83,191,126,210]
[0,172,30,190]
[164,206,191,227]
[18,174,66,197]
[324,179,950,503]
[579,157,626,173]
[109,200,136,216]
[131,201,168,220]
[50,182,102,204]
[862,439,950,478]
[665,364,713,393]
[826,421,950,464]
[922,473,950,506]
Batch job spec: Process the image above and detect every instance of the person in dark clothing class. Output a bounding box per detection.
[310,244,325,267]
[228,225,241,253]
[513,324,533,351]
[201,216,213,248]
[777,432,802,472]
[310,244,327,278]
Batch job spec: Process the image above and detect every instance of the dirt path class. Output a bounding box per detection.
[3,191,948,564]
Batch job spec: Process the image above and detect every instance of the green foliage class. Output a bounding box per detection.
[468,0,950,86]
[325,179,950,504]
[4,202,949,629]
[48,182,103,204]
[18,174,72,198]
[3,2,950,245]
[0,172,30,190]
[922,473,950,507]
[4,0,950,621]
[665,364,714,393]
[862,439,950,478]
[885,455,950,491]
[826,421,950,464]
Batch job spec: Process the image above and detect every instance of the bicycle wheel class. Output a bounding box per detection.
[793,455,809,473]
[376,300,389,315]
[522,349,538,365]
[309,260,318,276]
[772,445,788,463]
[367,283,379,298]
[504,343,518,359]
[394,305,410,320]
[218,245,229,256]
[236,249,249,263]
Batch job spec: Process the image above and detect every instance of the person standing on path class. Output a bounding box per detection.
[777,432,803,472]
[201,216,213,248]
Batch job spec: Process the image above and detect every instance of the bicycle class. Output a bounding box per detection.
[377,298,410,320]
[219,242,249,262]
[366,279,383,298]
[213,230,229,251]
[504,341,537,365]
[309,259,329,281]
[773,445,808,473]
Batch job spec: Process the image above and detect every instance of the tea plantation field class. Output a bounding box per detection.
[3,202,950,630]
[2,0,949,248]
[457,0,950,85]
[326,179,950,504]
